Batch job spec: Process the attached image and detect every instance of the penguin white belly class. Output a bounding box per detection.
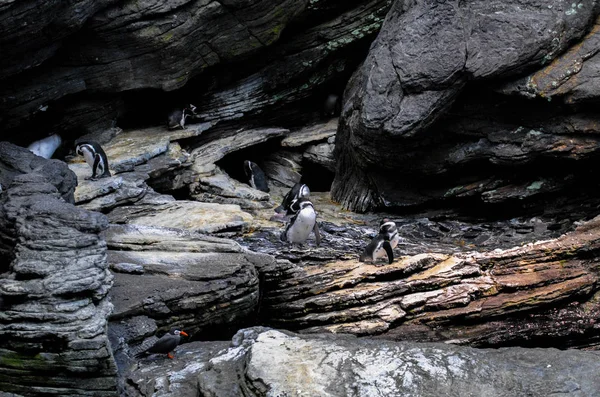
[28,134,62,159]
[81,149,96,168]
[373,245,388,261]
[389,233,400,249]
[287,208,316,244]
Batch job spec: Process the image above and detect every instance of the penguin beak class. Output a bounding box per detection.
[180,331,189,337]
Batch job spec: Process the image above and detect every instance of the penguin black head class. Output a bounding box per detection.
[185,104,197,114]
[243,160,254,177]
[379,218,397,234]
[244,160,270,192]
[290,197,314,213]
[275,183,311,214]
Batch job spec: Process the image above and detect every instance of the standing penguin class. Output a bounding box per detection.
[359,219,399,264]
[244,160,270,192]
[135,328,189,359]
[167,104,197,130]
[280,198,321,246]
[274,183,310,215]
[322,94,341,118]
[27,134,62,159]
[75,140,112,180]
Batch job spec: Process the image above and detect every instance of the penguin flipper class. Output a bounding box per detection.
[280,222,291,242]
[91,154,102,179]
[383,241,394,264]
[313,222,321,247]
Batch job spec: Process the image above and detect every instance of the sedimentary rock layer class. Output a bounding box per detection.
[0,142,117,396]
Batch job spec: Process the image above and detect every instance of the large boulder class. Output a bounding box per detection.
[125,327,600,397]
[332,0,600,212]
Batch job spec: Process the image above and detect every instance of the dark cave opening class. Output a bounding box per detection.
[213,135,336,194]
[215,139,284,189]
[300,161,335,192]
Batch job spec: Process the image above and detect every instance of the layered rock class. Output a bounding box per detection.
[238,205,600,347]
[126,328,600,397]
[332,0,600,212]
[103,224,273,372]
[0,0,391,142]
[0,143,117,396]
[499,16,600,104]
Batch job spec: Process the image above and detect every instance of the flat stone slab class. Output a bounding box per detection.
[281,118,338,147]
[102,129,171,173]
[189,127,287,175]
[197,166,270,201]
[107,200,254,234]
[103,224,243,253]
[69,163,149,211]
[86,123,214,174]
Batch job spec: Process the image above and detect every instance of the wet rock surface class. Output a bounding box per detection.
[125,327,600,397]
[0,143,117,396]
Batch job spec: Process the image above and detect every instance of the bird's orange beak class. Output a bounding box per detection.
[180,331,189,337]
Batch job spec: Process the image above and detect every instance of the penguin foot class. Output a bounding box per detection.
[167,352,174,359]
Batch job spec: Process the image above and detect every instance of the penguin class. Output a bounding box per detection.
[27,134,62,159]
[322,94,341,118]
[244,160,270,192]
[274,183,310,214]
[167,104,197,130]
[75,140,112,180]
[280,198,321,246]
[359,219,399,264]
[134,328,189,359]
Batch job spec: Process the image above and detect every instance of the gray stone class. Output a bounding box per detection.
[126,328,600,397]
[0,0,311,132]
[281,118,338,147]
[107,200,254,234]
[498,18,600,104]
[303,141,335,171]
[188,127,288,177]
[192,166,272,209]
[261,150,303,188]
[104,223,274,374]
[0,142,117,396]
[0,142,76,204]
[110,262,145,275]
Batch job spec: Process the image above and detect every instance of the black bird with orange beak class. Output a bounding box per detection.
[135,328,189,359]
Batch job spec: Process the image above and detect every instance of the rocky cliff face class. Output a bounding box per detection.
[0,0,391,145]
[3,0,600,396]
[0,143,117,396]
[332,0,600,214]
